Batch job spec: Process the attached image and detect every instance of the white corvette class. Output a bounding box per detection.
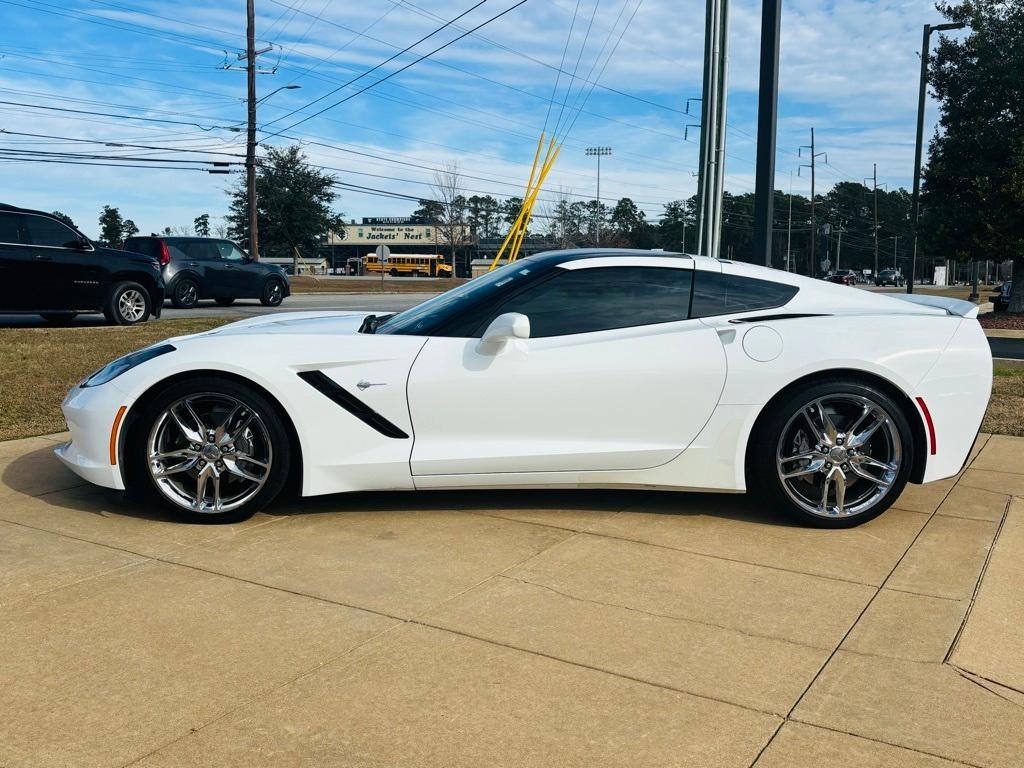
[56,249,992,528]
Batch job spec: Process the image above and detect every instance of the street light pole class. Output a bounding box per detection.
[585,147,611,246]
[752,0,782,267]
[909,20,965,294]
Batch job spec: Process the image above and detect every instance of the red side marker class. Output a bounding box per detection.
[916,397,937,455]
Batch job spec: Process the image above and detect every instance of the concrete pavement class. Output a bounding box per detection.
[1,431,1023,767]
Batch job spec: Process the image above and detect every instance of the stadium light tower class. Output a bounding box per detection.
[585,146,612,245]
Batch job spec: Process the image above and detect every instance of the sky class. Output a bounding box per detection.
[0,0,960,239]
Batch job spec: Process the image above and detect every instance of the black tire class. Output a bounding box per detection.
[260,278,285,307]
[124,376,291,524]
[214,297,236,306]
[171,278,200,309]
[40,312,77,324]
[749,378,914,528]
[389,268,399,277]
[103,281,151,325]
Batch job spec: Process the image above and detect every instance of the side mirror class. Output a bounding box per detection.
[481,312,530,345]
[71,238,91,250]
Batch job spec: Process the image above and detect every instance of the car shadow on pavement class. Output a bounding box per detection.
[3,444,795,528]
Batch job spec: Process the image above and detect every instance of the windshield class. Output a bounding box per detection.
[375,260,546,336]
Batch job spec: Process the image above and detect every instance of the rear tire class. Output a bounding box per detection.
[104,282,151,325]
[214,297,236,306]
[171,278,200,309]
[124,376,291,524]
[749,379,914,528]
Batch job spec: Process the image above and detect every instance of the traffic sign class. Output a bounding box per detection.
[375,244,390,265]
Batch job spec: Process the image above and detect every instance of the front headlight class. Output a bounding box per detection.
[82,344,175,388]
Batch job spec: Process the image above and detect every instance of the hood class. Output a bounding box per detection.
[198,311,375,337]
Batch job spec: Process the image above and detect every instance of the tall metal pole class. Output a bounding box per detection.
[711,0,730,261]
[695,0,716,257]
[785,170,793,271]
[246,0,259,260]
[753,0,782,267]
[586,147,611,246]
[809,128,816,275]
[872,163,879,278]
[908,21,965,294]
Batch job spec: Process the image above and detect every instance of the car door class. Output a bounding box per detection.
[178,240,224,297]
[405,262,728,476]
[0,211,33,310]
[214,240,260,297]
[21,213,102,310]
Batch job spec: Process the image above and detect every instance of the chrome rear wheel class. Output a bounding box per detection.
[775,393,902,520]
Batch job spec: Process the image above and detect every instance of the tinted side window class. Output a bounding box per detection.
[124,238,156,257]
[216,241,247,262]
[690,272,798,318]
[23,215,81,248]
[0,212,24,244]
[175,240,220,261]
[480,266,693,338]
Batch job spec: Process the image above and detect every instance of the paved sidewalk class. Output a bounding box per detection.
[1,433,1022,767]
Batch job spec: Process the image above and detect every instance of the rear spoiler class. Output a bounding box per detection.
[889,293,979,319]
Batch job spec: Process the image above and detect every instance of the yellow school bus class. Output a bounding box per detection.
[364,252,453,277]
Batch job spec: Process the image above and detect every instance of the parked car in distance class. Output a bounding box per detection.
[828,270,857,286]
[992,282,1012,312]
[0,204,163,324]
[875,269,905,287]
[122,236,290,309]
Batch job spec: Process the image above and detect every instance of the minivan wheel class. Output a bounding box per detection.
[172,278,200,309]
[259,278,285,307]
[125,376,291,523]
[104,282,151,325]
[750,379,914,528]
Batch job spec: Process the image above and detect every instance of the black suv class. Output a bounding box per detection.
[123,236,289,309]
[0,204,163,324]
[875,269,905,287]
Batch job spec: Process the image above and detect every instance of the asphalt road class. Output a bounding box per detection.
[2,292,1022,360]
[0,293,435,328]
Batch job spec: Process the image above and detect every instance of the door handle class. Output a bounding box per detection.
[34,253,53,261]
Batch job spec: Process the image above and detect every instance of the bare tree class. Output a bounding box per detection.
[431,161,470,277]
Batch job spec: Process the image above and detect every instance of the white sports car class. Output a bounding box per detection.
[56,249,992,528]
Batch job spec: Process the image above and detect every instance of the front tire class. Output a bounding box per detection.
[125,376,291,523]
[260,278,285,307]
[104,282,151,325]
[749,379,913,528]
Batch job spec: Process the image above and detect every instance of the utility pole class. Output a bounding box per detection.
[696,0,729,260]
[585,146,611,246]
[892,235,900,271]
[835,221,845,272]
[864,164,886,279]
[752,0,782,267]
[246,0,259,260]
[799,128,826,276]
[909,21,966,294]
[785,170,793,272]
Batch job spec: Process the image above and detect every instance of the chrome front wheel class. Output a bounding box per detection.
[146,393,274,514]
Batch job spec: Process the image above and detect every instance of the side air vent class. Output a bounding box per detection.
[297,370,409,439]
[728,313,826,324]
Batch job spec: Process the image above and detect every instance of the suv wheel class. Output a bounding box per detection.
[104,282,151,325]
[749,379,913,528]
[172,278,200,309]
[260,278,285,307]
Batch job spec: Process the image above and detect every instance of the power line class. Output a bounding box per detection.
[262,0,532,140]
